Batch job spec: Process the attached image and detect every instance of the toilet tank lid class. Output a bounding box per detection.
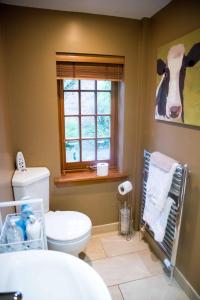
[12,167,50,187]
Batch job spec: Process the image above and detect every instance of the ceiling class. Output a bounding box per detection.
[0,0,172,19]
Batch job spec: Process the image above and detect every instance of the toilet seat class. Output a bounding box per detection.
[47,231,91,245]
[45,211,92,243]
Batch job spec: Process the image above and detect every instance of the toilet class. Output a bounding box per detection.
[12,167,92,256]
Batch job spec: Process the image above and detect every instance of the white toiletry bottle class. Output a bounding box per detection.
[26,215,41,249]
[6,219,24,251]
[16,151,26,171]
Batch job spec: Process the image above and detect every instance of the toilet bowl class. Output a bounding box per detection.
[12,167,92,256]
[45,211,92,256]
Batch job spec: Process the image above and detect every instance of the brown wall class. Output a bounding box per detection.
[144,0,200,294]
[0,12,14,205]
[2,6,141,226]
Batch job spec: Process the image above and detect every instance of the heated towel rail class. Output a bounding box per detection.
[140,150,188,279]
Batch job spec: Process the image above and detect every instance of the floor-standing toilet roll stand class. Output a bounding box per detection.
[117,187,135,240]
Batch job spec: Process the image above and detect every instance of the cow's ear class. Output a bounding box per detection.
[185,42,200,67]
[157,59,166,75]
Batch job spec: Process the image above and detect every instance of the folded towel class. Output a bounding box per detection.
[143,194,161,229]
[151,152,177,173]
[146,160,178,211]
[151,197,174,242]
[143,152,178,242]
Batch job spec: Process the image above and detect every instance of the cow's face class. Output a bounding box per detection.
[156,42,200,122]
[166,44,184,119]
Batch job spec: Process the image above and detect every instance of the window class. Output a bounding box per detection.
[56,54,124,173]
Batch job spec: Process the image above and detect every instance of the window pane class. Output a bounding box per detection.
[82,140,95,161]
[64,92,79,115]
[64,79,78,90]
[81,80,95,90]
[65,141,80,162]
[97,92,111,114]
[81,116,95,138]
[97,116,111,138]
[81,92,95,115]
[97,80,111,90]
[97,139,110,160]
[65,117,79,139]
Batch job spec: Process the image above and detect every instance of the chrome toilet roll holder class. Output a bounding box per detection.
[117,181,134,240]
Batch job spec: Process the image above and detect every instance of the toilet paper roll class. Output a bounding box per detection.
[118,180,133,195]
[97,162,109,176]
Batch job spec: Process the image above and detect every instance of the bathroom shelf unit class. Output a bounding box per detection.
[0,199,47,253]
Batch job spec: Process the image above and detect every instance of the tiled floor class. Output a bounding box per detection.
[80,231,190,300]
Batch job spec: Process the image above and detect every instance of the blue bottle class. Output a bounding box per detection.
[16,204,34,240]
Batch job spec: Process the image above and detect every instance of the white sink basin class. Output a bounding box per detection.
[0,250,111,300]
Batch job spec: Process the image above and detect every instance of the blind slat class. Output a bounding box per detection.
[56,62,124,81]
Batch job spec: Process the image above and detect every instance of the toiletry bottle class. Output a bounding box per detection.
[17,204,34,240]
[26,215,41,249]
[16,217,26,240]
[6,219,24,251]
[21,204,34,219]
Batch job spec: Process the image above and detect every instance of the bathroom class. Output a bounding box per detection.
[0,0,200,299]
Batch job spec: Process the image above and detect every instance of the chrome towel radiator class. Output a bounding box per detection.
[140,150,188,279]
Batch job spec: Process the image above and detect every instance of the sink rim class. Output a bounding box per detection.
[0,250,112,300]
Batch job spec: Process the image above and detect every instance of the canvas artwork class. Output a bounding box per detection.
[155,28,200,126]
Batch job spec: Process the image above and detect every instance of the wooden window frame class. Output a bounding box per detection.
[57,79,118,174]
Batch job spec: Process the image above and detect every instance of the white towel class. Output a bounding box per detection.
[143,153,178,242]
[145,161,178,212]
[151,197,174,242]
[150,152,177,172]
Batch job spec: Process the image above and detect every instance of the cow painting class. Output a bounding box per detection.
[156,42,200,123]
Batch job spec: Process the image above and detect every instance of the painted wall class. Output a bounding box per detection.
[2,5,141,226]
[144,0,200,293]
[0,13,14,206]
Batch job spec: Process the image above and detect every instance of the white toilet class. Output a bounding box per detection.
[12,167,92,256]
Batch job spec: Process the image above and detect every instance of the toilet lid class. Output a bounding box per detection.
[45,211,92,242]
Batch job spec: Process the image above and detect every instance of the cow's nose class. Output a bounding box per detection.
[170,106,181,118]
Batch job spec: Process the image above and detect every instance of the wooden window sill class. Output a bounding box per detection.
[54,169,128,187]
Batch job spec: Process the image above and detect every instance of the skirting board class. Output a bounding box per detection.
[92,222,119,235]
[174,268,200,300]
[143,231,200,300]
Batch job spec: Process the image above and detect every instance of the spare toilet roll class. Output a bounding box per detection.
[118,180,133,195]
[97,162,109,176]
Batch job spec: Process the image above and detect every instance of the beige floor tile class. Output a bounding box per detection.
[119,274,189,300]
[101,231,149,257]
[80,238,106,262]
[108,285,124,300]
[92,230,119,239]
[92,252,151,286]
[137,249,163,275]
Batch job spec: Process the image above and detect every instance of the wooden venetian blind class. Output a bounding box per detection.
[56,53,124,81]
